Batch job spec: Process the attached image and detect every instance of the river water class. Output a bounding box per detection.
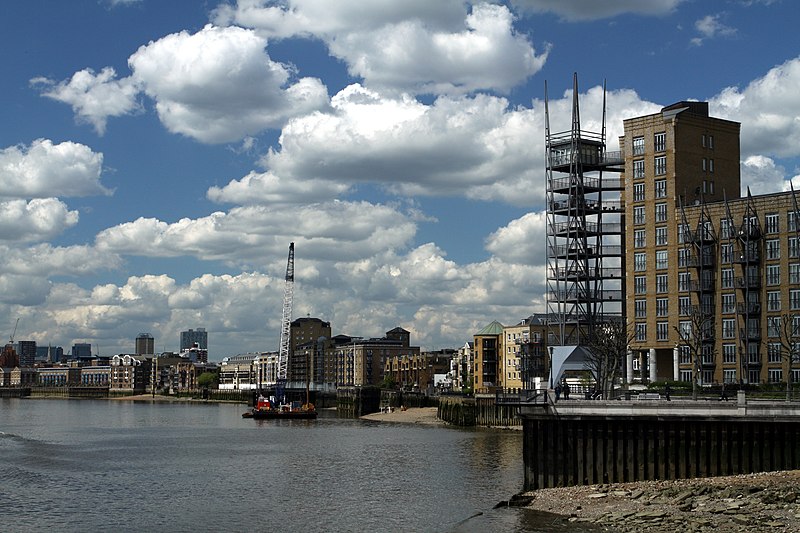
[0,398,594,532]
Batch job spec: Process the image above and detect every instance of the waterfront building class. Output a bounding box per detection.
[16,341,36,367]
[218,353,260,390]
[450,341,473,392]
[473,321,504,392]
[80,366,110,386]
[621,101,741,382]
[0,367,11,386]
[180,328,208,350]
[38,366,81,387]
[10,367,37,386]
[135,333,155,356]
[502,315,549,391]
[334,328,420,387]
[288,317,331,383]
[110,354,151,393]
[384,350,452,391]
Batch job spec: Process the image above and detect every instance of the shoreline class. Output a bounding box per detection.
[521,470,800,532]
[360,406,446,426]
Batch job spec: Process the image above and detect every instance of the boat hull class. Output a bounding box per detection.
[243,409,317,420]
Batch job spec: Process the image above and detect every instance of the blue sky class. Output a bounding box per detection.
[1,0,798,359]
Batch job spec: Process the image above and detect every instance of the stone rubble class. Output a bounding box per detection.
[522,470,800,532]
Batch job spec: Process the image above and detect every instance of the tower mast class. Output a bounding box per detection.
[276,242,295,401]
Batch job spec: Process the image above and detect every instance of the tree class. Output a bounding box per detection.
[585,320,634,399]
[771,313,800,401]
[197,371,218,389]
[674,305,716,400]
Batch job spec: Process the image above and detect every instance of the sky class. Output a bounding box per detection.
[1,0,799,360]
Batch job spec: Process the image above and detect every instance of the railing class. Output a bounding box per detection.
[735,276,761,289]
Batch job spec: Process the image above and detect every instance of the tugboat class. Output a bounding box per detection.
[243,395,317,420]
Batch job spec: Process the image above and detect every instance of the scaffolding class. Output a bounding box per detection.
[545,74,625,348]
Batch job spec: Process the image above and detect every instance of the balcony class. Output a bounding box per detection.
[735,250,760,264]
[740,328,761,341]
[688,279,715,293]
[685,229,715,244]
[735,276,761,290]
[686,253,715,268]
[737,302,761,315]
[737,225,762,241]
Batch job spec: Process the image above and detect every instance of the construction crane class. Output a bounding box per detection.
[9,317,19,344]
[275,242,294,404]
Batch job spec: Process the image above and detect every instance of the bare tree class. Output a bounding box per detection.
[586,320,634,399]
[771,314,800,401]
[674,305,716,401]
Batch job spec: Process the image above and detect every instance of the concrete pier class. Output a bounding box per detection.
[519,399,800,490]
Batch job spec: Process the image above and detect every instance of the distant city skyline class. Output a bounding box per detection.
[1,1,799,357]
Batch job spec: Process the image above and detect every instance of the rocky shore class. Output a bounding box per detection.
[520,470,800,532]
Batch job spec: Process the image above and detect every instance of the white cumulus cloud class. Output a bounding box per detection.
[0,199,79,242]
[510,0,685,21]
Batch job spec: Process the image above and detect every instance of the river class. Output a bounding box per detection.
[0,398,595,532]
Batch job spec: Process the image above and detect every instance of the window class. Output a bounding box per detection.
[654,132,666,152]
[723,369,736,383]
[722,319,736,339]
[791,289,800,310]
[634,299,647,318]
[767,265,781,286]
[720,243,733,264]
[769,369,783,384]
[656,322,669,341]
[708,135,714,149]
[722,293,735,314]
[654,179,667,199]
[680,369,693,382]
[791,263,800,284]
[790,238,800,259]
[765,213,779,234]
[678,272,691,292]
[709,159,714,173]
[790,210,799,232]
[678,321,692,341]
[633,159,645,179]
[768,316,781,337]
[678,248,689,268]
[702,134,706,148]
[656,274,668,293]
[723,344,736,364]
[655,226,667,246]
[720,218,732,239]
[702,158,707,171]
[656,298,668,316]
[634,252,646,271]
[633,205,645,225]
[768,343,782,364]
[768,291,781,312]
[679,296,691,316]
[633,183,645,202]
[678,223,687,244]
[634,229,646,248]
[634,276,647,294]
[654,203,667,223]
[633,136,645,155]
[635,323,646,342]
[656,250,668,269]
[654,155,666,175]
[721,268,734,289]
[766,239,781,260]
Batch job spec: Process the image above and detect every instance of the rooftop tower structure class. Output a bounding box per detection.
[545,74,625,383]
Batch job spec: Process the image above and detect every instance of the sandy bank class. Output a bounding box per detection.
[360,407,445,426]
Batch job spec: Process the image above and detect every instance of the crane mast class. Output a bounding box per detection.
[275,242,294,401]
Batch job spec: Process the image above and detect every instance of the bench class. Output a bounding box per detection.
[637,393,661,400]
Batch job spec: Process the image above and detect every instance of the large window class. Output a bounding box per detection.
[766,239,781,260]
[654,132,666,152]
[634,253,646,271]
[634,299,647,318]
[634,229,646,248]
[656,274,668,293]
[767,265,781,286]
[654,203,667,223]
[723,344,736,364]
[719,218,732,239]
[656,298,668,316]
[720,243,733,264]
[635,323,646,342]
[656,250,668,269]
[656,322,669,341]
[634,276,647,294]
[765,213,779,234]
[633,205,645,225]
[654,179,667,199]
[679,296,691,316]
[633,159,645,179]
[655,226,667,246]
[678,272,691,292]
[722,318,736,339]
[768,316,781,337]
[722,293,735,314]
[654,155,666,175]
[767,291,781,312]
[633,183,645,202]
[768,343,782,364]
[633,136,645,155]
[790,210,799,232]
[791,289,800,310]
[721,268,734,289]
[791,263,800,284]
